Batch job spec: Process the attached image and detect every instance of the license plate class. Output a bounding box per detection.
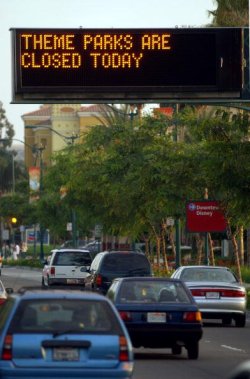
[67,279,82,284]
[206,292,220,299]
[53,347,79,361]
[147,312,166,323]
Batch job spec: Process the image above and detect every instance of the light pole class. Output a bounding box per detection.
[0,137,45,260]
[26,126,79,248]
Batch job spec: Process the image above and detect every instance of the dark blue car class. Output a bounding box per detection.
[107,277,203,359]
[0,288,134,379]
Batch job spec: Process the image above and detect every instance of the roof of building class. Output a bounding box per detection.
[22,104,108,119]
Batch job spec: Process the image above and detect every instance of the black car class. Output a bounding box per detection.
[107,277,203,359]
[84,250,152,294]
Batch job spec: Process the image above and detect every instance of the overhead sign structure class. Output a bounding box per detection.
[11,28,248,103]
[186,200,227,233]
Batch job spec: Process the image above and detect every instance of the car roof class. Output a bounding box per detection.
[177,265,231,270]
[113,277,183,283]
[11,288,109,301]
[101,250,145,255]
[53,248,91,253]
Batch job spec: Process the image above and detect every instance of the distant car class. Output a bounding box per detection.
[60,239,87,248]
[171,265,247,327]
[85,250,152,294]
[42,248,94,287]
[107,277,203,359]
[84,241,102,255]
[0,288,134,379]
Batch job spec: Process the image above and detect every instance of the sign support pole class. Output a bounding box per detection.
[204,188,209,266]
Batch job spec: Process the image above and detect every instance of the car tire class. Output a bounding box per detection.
[41,277,46,288]
[172,345,182,355]
[186,342,199,359]
[234,314,246,327]
[222,316,232,326]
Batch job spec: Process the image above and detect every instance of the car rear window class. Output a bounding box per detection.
[103,254,151,274]
[53,251,92,266]
[181,268,237,282]
[8,299,122,334]
[118,280,190,303]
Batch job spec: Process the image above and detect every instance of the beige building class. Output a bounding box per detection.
[22,104,106,168]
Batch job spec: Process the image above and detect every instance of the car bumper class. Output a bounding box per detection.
[48,278,86,286]
[194,297,246,314]
[0,364,134,379]
[125,324,202,348]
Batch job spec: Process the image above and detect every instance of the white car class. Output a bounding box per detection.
[42,248,93,287]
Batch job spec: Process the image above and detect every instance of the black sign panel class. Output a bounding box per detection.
[11,28,244,103]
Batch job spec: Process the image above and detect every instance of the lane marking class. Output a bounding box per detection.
[221,345,246,353]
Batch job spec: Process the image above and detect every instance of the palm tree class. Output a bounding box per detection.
[209,0,249,26]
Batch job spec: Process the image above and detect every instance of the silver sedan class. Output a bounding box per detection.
[171,265,247,327]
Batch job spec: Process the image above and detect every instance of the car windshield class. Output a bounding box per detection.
[103,254,150,273]
[181,268,237,283]
[53,251,92,266]
[118,280,190,303]
[8,299,122,334]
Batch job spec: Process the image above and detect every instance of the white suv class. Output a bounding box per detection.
[42,248,93,287]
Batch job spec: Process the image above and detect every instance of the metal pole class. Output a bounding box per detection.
[204,188,209,265]
[39,147,44,261]
[72,210,77,248]
[12,152,15,193]
[174,103,181,268]
[175,219,181,268]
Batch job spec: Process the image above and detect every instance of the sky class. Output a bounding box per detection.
[0,0,215,142]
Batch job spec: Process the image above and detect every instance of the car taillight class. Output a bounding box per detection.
[119,311,132,321]
[2,334,12,360]
[119,336,129,361]
[0,299,6,305]
[50,267,55,275]
[191,288,245,297]
[96,274,102,286]
[220,289,245,298]
[183,311,202,322]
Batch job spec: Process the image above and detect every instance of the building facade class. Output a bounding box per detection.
[22,104,106,168]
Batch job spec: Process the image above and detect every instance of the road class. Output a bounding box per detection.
[1,266,250,379]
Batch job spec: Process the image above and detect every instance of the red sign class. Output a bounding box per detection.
[186,200,227,233]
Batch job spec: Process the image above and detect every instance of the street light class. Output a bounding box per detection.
[26,126,80,248]
[0,137,45,261]
[26,125,79,145]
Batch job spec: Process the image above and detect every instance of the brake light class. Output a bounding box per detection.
[119,336,129,361]
[50,267,55,275]
[119,311,132,321]
[96,274,102,286]
[2,334,12,360]
[0,299,6,305]
[183,311,202,322]
[220,289,245,298]
[191,288,245,297]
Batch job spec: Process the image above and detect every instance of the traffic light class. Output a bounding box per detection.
[11,217,17,225]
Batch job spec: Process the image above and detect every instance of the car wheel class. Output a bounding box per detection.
[186,342,199,359]
[222,316,232,326]
[234,314,246,327]
[41,277,46,287]
[172,345,182,355]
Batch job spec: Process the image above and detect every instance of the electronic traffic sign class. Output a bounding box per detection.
[11,28,248,103]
